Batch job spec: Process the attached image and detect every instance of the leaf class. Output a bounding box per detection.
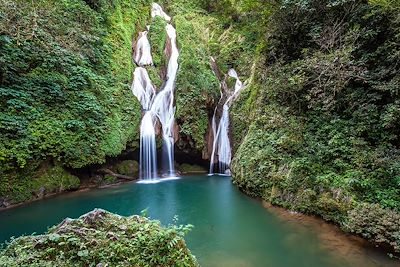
[48,233,61,242]
[77,250,89,258]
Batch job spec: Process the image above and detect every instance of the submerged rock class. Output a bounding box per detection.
[0,209,198,267]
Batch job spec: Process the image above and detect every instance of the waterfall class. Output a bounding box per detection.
[151,23,179,175]
[134,31,153,66]
[151,3,171,21]
[131,67,155,110]
[140,112,157,179]
[209,69,244,175]
[132,3,178,179]
[227,69,243,97]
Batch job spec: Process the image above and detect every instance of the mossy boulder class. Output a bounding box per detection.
[34,165,80,195]
[103,174,117,184]
[0,165,80,207]
[116,160,139,176]
[177,163,207,174]
[0,209,198,267]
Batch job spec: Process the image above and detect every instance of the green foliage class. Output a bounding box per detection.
[227,0,400,252]
[146,66,163,90]
[0,209,198,266]
[147,16,167,89]
[103,174,117,184]
[0,0,149,173]
[148,16,167,69]
[345,203,400,252]
[369,0,400,10]
[0,164,80,205]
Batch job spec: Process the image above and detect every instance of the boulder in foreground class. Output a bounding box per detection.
[0,209,198,267]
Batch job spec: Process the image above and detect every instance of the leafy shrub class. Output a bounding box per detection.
[345,203,400,252]
[103,174,117,184]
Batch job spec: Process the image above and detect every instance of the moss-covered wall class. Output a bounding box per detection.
[0,0,153,204]
[0,0,151,171]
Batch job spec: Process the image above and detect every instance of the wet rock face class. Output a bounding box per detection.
[203,119,214,160]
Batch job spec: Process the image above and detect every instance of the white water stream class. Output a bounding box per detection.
[131,3,179,179]
[209,69,244,175]
[134,31,153,66]
[133,3,242,178]
[150,23,179,175]
[131,67,155,110]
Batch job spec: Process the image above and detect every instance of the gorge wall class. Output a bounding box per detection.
[226,0,400,254]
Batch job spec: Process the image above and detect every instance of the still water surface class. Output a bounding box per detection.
[0,175,398,267]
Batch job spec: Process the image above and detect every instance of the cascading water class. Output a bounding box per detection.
[140,112,157,179]
[151,3,171,21]
[132,3,179,179]
[151,23,179,175]
[209,69,244,175]
[131,67,155,110]
[134,31,153,66]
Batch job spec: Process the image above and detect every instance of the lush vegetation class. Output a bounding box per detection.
[0,0,222,205]
[147,15,167,88]
[219,0,400,252]
[162,0,220,152]
[0,0,152,170]
[0,163,80,205]
[0,0,152,204]
[0,209,198,266]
